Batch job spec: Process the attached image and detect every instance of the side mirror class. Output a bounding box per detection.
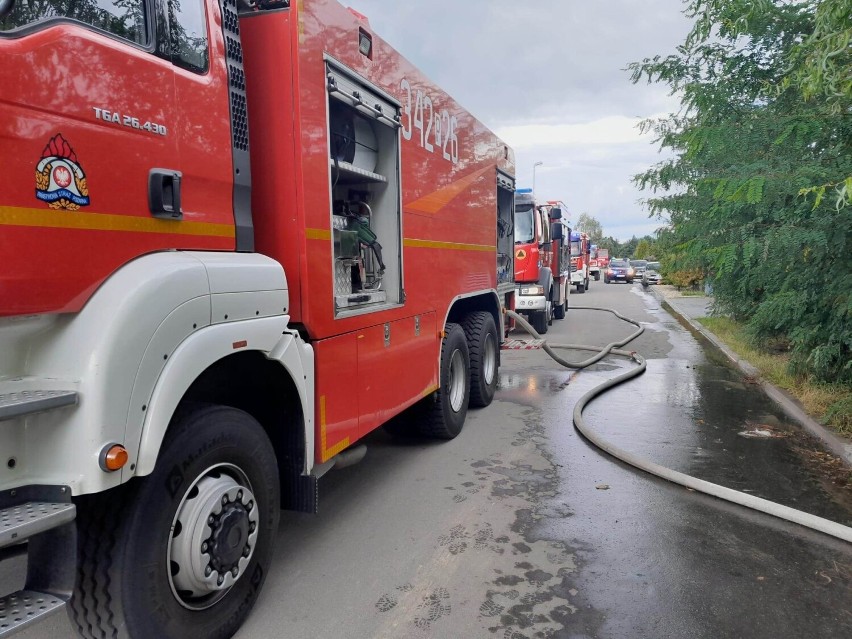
[0,0,16,18]
[549,207,562,220]
[550,222,563,241]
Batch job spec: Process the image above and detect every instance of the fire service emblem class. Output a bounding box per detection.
[35,134,90,210]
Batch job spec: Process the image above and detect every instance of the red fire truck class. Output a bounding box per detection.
[513,191,572,334]
[570,231,591,293]
[0,1,516,636]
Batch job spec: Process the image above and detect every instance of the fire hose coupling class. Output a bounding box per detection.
[99,443,129,472]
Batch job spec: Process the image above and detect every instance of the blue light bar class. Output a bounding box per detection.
[516,188,533,193]
[570,232,581,241]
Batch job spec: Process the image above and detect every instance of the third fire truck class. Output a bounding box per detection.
[589,244,602,281]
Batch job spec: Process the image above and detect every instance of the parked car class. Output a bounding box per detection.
[629,259,648,278]
[642,261,662,286]
[604,258,635,283]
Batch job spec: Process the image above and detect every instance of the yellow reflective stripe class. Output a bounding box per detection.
[404,238,494,252]
[305,227,331,240]
[325,436,351,459]
[308,228,492,252]
[421,384,439,398]
[0,206,235,238]
[319,394,350,462]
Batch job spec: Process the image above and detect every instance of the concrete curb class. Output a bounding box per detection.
[649,288,852,467]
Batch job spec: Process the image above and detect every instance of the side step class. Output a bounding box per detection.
[0,390,78,422]
[0,590,66,635]
[0,501,75,548]
[0,487,77,638]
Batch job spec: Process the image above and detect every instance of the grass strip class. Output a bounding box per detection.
[697,316,851,437]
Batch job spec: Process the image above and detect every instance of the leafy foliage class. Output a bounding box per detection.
[630,0,852,382]
[574,213,604,243]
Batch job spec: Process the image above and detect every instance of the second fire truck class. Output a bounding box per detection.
[570,231,591,293]
[513,191,571,334]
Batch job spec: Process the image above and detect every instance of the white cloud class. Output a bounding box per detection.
[497,116,653,149]
[346,0,692,239]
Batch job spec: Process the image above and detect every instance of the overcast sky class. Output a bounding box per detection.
[345,0,693,240]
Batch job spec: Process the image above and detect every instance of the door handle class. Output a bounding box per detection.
[148,168,182,219]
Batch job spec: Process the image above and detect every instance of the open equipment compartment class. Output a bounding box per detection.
[326,59,403,315]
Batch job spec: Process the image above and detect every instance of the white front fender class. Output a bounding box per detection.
[133,319,315,477]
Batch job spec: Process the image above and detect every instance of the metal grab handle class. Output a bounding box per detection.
[327,75,401,128]
[148,168,183,219]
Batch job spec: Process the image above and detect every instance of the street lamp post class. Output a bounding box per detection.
[532,161,543,194]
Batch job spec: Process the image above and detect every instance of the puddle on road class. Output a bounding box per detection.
[577,298,852,524]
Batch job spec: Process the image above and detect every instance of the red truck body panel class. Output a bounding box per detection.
[242,1,513,461]
[1,0,513,464]
[0,4,236,316]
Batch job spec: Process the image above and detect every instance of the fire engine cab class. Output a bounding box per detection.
[570,231,591,293]
[0,1,516,636]
[513,190,571,334]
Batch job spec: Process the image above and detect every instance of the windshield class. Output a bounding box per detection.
[514,204,535,244]
[647,262,661,271]
[571,241,581,256]
[610,259,628,267]
[630,260,648,268]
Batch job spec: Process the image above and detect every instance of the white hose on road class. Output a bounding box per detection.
[505,308,852,544]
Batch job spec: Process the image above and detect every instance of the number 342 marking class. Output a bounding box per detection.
[400,78,458,164]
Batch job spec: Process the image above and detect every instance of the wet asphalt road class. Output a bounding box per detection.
[6,281,851,638]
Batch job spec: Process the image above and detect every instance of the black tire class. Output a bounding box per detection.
[604,277,610,284]
[585,277,590,290]
[531,309,548,335]
[69,405,280,639]
[419,323,470,439]
[576,283,585,294]
[462,311,499,408]
[553,296,566,320]
[594,272,600,281]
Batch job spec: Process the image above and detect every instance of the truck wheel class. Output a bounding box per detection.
[69,405,280,639]
[419,323,470,439]
[462,312,499,408]
[576,283,585,294]
[594,272,600,281]
[531,309,548,335]
[553,293,566,320]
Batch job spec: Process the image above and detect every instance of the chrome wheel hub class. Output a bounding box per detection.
[168,464,259,610]
[448,348,466,412]
[483,333,497,385]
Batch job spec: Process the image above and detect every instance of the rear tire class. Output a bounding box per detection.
[576,283,585,294]
[462,312,499,408]
[69,405,280,639]
[594,272,600,281]
[553,295,566,320]
[419,323,470,439]
[531,309,548,335]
